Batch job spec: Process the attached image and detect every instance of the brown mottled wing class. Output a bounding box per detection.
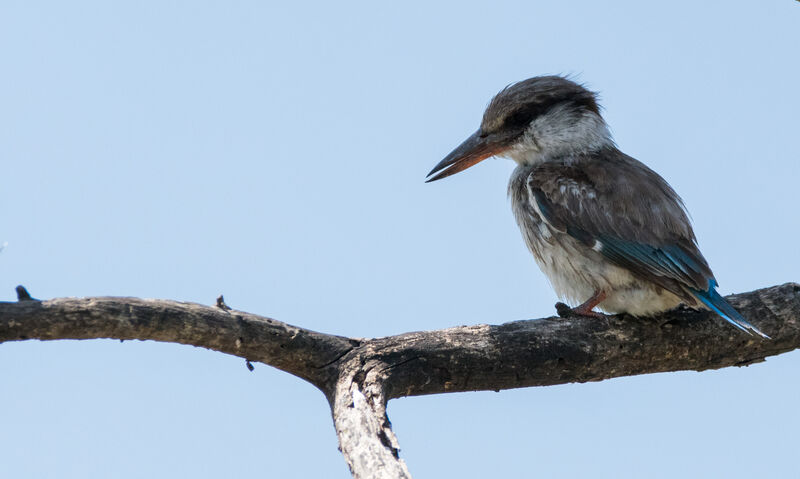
[526,148,715,300]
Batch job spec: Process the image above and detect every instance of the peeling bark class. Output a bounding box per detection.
[1,282,799,478]
[332,360,411,479]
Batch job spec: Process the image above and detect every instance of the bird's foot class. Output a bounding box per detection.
[555,302,607,319]
[555,291,608,319]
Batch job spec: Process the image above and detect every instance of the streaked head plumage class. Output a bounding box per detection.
[480,76,600,136]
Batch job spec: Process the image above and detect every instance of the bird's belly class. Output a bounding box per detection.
[516,215,682,315]
[521,224,617,303]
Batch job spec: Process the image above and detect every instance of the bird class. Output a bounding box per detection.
[426,75,768,338]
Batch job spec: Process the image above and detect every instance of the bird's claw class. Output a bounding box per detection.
[555,302,573,318]
[555,302,607,319]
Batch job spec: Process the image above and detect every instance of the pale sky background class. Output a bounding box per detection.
[1,1,799,478]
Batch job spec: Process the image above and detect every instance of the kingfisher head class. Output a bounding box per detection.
[426,76,613,182]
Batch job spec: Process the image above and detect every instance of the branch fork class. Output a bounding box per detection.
[2,283,799,478]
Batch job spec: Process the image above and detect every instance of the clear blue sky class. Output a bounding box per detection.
[1,1,798,477]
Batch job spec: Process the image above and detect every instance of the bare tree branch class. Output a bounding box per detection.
[1,282,799,478]
[0,295,357,391]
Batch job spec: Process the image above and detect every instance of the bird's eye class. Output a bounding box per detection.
[504,105,543,129]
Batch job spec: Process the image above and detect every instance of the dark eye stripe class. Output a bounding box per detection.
[504,104,547,129]
[503,93,600,130]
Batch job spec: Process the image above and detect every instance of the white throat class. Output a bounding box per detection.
[504,106,613,166]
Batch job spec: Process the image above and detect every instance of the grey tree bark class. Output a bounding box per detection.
[2,283,799,478]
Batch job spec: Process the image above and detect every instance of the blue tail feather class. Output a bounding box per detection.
[690,281,770,339]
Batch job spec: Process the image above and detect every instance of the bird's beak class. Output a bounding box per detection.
[426,130,510,182]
